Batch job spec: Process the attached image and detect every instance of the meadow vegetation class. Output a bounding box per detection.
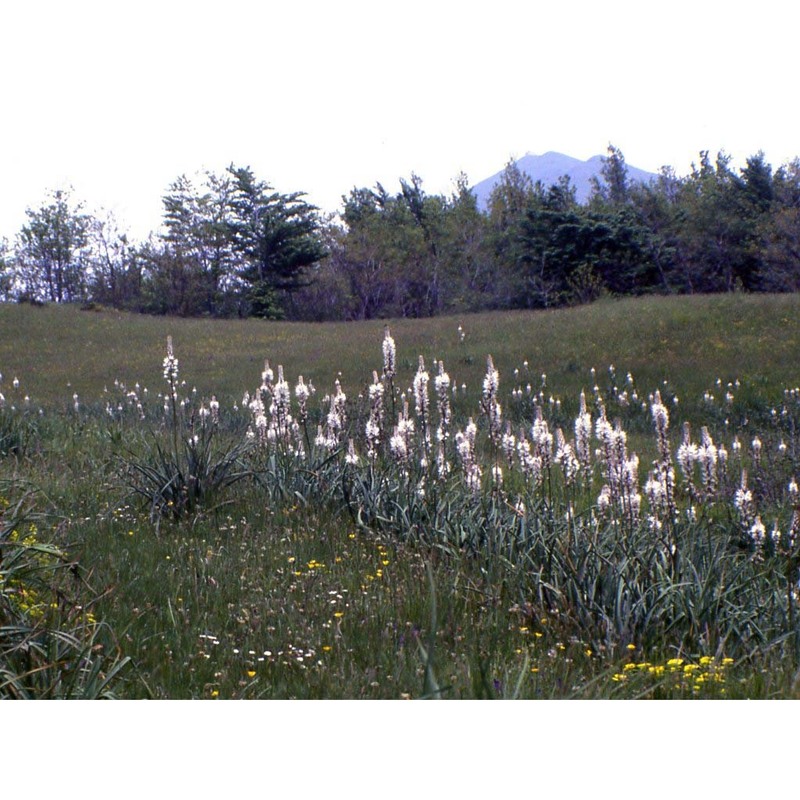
[1,294,799,698]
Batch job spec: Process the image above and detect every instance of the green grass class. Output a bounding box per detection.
[1,294,800,699]
[1,293,798,411]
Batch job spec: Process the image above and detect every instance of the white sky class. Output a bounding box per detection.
[2,0,799,241]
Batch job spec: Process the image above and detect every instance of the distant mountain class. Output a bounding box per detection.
[471,151,659,208]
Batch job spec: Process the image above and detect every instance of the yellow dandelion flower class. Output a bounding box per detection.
[246,670,256,678]
[333,611,344,618]
[322,645,332,652]
[699,656,713,666]
[626,643,636,651]
[211,689,219,698]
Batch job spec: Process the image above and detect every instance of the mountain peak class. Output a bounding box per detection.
[472,151,657,207]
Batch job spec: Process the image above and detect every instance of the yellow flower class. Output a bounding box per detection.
[333,611,344,618]
[699,656,713,666]
[626,643,636,651]
[246,670,256,678]
[210,689,219,698]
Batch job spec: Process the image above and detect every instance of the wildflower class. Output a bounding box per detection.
[482,355,502,438]
[295,375,310,425]
[531,407,553,468]
[501,423,516,467]
[208,396,220,425]
[734,471,756,529]
[676,422,698,488]
[382,327,396,380]
[751,436,762,466]
[389,426,409,465]
[345,438,359,466]
[651,390,670,466]
[436,440,451,478]
[465,464,482,495]
[697,427,718,500]
[433,361,451,438]
[750,516,766,547]
[554,429,579,485]
[491,464,503,488]
[597,485,612,515]
[413,355,430,436]
[162,336,179,397]
[575,391,592,473]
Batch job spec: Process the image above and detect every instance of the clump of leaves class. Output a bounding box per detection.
[121,414,251,521]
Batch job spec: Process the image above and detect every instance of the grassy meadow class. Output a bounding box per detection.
[1,293,800,699]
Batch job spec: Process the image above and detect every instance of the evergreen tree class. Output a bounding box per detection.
[228,165,327,319]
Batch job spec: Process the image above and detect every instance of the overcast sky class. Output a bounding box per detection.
[2,0,799,240]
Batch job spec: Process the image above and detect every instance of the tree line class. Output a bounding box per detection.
[2,147,799,320]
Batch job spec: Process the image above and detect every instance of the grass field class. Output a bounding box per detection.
[2,293,798,410]
[1,294,799,699]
